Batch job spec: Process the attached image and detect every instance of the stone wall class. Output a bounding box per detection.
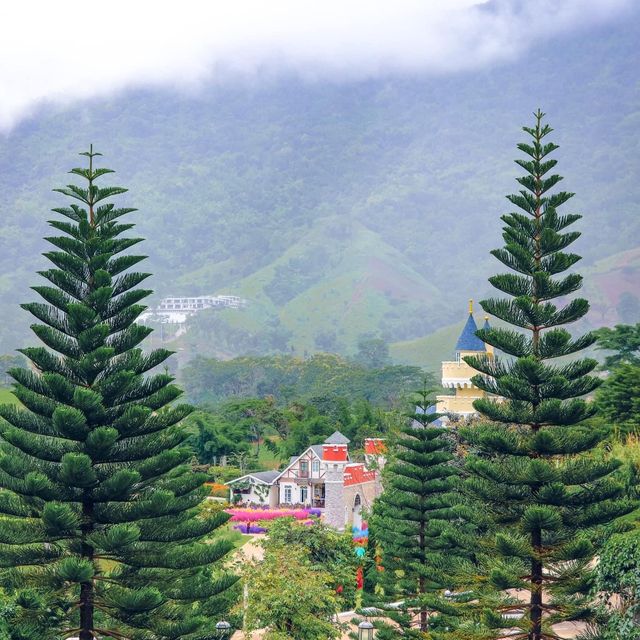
[342,480,378,528]
[323,461,347,530]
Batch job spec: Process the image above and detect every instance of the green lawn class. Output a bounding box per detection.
[217,526,248,550]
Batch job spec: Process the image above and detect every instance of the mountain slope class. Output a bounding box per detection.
[0,15,638,357]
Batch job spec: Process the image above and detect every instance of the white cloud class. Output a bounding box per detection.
[0,0,633,128]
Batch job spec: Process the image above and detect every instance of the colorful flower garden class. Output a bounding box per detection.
[226,507,323,533]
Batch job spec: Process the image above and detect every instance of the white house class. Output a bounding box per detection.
[224,470,280,507]
[226,432,386,530]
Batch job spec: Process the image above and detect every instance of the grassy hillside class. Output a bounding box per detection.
[390,322,465,373]
[0,15,638,359]
[582,247,640,327]
[236,219,446,352]
[0,388,19,405]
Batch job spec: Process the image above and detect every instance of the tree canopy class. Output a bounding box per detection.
[0,149,237,639]
[462,111,634,640]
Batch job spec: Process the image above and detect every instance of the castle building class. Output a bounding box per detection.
[436,300,493,418]
[226,432,385,531]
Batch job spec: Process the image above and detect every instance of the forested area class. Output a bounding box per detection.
[0,10,638,637]
[0,17,638,359]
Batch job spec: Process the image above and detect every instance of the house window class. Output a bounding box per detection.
[299,460,309,478]
[284,486,292,503]
[312,460,320,474]
[300,486,308,503]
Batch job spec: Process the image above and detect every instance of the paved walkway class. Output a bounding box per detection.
[232,616,584,639]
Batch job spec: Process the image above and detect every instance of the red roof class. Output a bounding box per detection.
[364,438,387,455]
[344,464,377,487]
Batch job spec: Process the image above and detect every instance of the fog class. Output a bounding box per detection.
[0,0,633,128]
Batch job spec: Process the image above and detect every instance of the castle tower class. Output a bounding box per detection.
[322,431,350,531]
[436,300,493,419]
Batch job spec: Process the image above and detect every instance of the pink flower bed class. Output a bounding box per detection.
[227,508,320,522]
[227,508,321,534]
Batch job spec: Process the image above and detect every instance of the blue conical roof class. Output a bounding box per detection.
[455,313,486,352]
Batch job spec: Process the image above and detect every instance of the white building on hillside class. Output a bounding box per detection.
[139,294,248,325]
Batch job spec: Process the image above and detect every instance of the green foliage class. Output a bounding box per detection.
[243,543,341,640]
[354,336,391,369]
[184,410,251,463]
[596,363,640,435]
[595,323,640,369]
[183,398,289,464]
[0,586,68,640]
[264,247,334,306]
[266,518,360,608]
[205,465,243,484]
[461,112,635,639]
[183,308,294,357]
[0,150,237,639]
[371,385,474,638]
[607,435,640,502]
[594,529,640,639]
[181,352,431,408]
[189,392,404,470]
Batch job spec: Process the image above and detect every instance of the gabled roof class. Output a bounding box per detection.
[455,313,486,352]
[324,431,350,445]
[310,444,324,458]
[277,443,324,479]
[226,470,281,486]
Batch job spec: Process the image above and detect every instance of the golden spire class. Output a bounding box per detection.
[468,299,473,314]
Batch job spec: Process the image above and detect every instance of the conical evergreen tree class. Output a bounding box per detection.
[0,148,237,639]
[461,111,634,640]
[371,385,473,639]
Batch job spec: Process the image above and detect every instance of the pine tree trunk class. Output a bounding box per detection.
[419,517,427,631]
[79,579,93,640]
[79,498,94,639]
[530,526,543,640]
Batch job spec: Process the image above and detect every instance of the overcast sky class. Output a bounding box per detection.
[0,0,634,129]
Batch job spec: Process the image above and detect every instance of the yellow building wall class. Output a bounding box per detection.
[441,360,478,384]
[436,390,483,415]
[439,350,492,415]
[457,387,481,398]
[442,352,490,385]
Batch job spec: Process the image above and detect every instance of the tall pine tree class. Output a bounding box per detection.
[0,148,237,639]
[371,385,473,639]
[462,111,634,640]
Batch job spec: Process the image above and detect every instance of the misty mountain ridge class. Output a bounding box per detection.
[0,15,638,364]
